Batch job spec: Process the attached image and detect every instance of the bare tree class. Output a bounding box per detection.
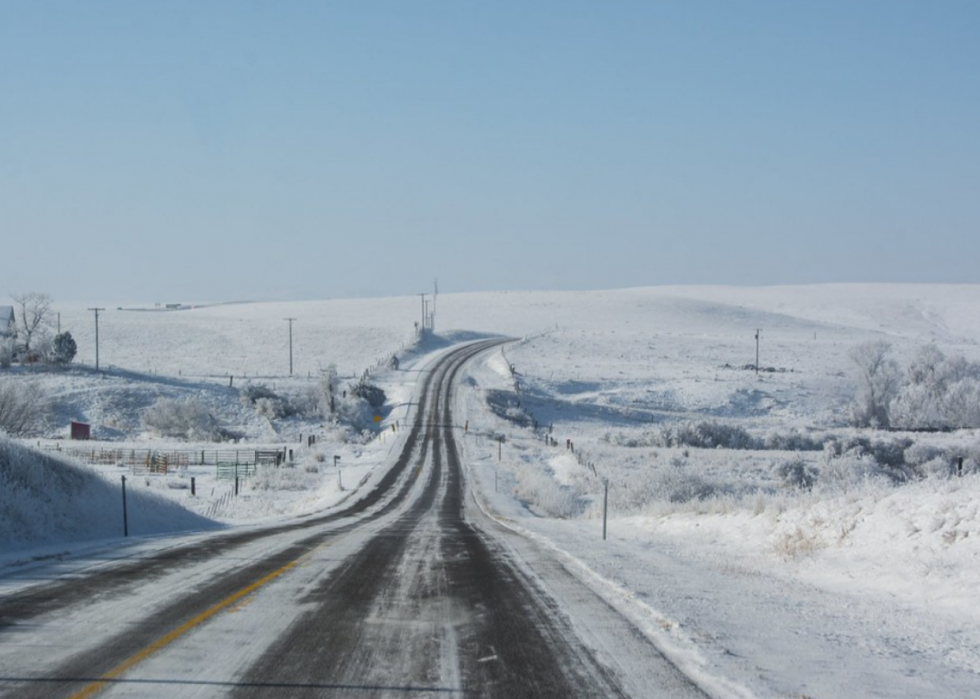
[849,340,900,428]
[11,292,53,358]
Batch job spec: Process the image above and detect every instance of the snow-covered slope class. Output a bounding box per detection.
[0,438,217,551]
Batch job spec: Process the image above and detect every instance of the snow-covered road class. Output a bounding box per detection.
[0,339,702,698]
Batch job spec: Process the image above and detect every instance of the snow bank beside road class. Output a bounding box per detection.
[0,437,218,553]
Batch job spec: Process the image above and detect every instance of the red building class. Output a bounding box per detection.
[70,421,91,440]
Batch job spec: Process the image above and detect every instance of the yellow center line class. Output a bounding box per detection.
[67,558,300,699]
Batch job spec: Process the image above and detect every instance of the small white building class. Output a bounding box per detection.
[0,305,14,338]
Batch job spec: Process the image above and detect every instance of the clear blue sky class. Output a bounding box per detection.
[2,1,978,303]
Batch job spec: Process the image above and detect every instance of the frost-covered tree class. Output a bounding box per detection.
[51,332,77,365]
[318,364,340,416]
[849,341,900,428]
[0,380,49,435]
[143,398,227,441]
[890,345,980,430]
[11,292,53,358]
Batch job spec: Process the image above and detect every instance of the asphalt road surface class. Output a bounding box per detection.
[0,340,707,698]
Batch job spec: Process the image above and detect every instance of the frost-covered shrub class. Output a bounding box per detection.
[317,420,375,445]
[241,383,322,419]
[761,430,826,452]
[322,381,389,434]
[917,458,955,479]
[350,382,386,410]
[333,398,377,433]
[603,425,826,452]
[818,454,892,491]
[685,422,754,449]
[940,444,980,478]
[143,398,227,441]
[0,339,15,368]
[904,442,943,469]
[248,465,314,491]
[505,405,529,423]
[603,470,663,512]
[903,441,964,479]
[484,389,536,428]
[241,383,278,404]
[601,431,649,448]
[240,384,293,418]
[823,435,916,483]
[291,385,321,416]
[0,380,50,436]
[825,435,912,468]
[653,469,720,503]
[511,463,583,518]
[776,457,818,491]
[651,421,756,450]
[254,397,287,419]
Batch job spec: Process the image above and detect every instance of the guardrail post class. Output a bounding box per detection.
[191,476,196,496]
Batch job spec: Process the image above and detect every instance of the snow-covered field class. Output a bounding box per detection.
[3,284,980,697]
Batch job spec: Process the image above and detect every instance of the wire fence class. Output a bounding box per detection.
[43,445,286,477]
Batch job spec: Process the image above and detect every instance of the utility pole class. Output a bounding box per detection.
[602,478,609,540]
[121,475,129,537]
[418,293,426,331]
[432,278,438,332]
[285,318,297,375]
[88,307,105,370]
[755,329,761,377]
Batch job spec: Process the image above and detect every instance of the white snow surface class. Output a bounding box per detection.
[2,283,980,697]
